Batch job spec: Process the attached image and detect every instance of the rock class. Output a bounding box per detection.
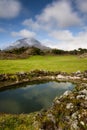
[76,95,85,99]
[65,116,70,122]
[47,114,56,124]
[85,97,87,100]
[53,97,61,105]
[51,76,55,80]
[66,103,74,109]
[80,121,85,126]
[73,76,80,80]
[80,101,87,108]
[71,111,78,120]
[75,70,81,75]
[56,75,65,79]
[19,71,25,75]
[81,83,87,87]
[63,90,71,96]
[79,89,87,95]
[78,83,87,90]
[61,72,68,76]
[71,120,79,130]
[55,100,60,104]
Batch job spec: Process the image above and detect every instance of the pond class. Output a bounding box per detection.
[0,81,75,114]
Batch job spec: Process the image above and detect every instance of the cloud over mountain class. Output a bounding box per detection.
[11,29,36,38]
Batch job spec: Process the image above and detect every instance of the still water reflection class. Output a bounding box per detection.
[0,81,75,114]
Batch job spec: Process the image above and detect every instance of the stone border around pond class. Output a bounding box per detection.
[0,70,87,89]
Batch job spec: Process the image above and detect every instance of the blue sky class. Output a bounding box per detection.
[0,0,87,50]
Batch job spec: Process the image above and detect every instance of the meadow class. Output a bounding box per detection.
[0,55,87,74]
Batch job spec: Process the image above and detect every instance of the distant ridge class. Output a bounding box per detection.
[5,38,50,50]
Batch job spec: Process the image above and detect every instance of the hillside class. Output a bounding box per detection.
[0,47,45,59]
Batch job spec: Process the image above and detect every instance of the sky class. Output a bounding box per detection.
[0,0,87,50]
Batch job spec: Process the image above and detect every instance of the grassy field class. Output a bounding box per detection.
[0,55,87,73]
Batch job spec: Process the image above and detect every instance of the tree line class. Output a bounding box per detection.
[1,47,87,56]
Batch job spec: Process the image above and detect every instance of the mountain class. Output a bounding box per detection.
[5,38,50,50]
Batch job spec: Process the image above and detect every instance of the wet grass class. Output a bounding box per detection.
[0,55,87,73]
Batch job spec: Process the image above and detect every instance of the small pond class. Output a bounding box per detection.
[0,81,75,114]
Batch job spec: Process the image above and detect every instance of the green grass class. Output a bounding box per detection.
[0,113,36,130]
[0,55,87,73]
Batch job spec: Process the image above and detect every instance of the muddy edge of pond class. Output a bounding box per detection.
[0,70,87,89]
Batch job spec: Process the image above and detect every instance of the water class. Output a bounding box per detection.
[0,81,75,114]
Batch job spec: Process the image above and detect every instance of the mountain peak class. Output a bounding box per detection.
[5,38,50,50]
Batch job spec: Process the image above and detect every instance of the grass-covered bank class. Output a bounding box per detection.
[0,55,87,73]
[0,113,36,130]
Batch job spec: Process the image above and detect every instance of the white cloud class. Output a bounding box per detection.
[41,39,56,48]
[0,0,21,18]
[23,19,40,30]
[23,0,81,30]
[22,0,87,50]
[49,30,87,50]
[57,40,87,50]
[11,29,36,38]
[76,0,87,13]
[50,30,73,41]
[37,0,81,28]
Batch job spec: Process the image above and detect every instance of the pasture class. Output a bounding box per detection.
[0,55,87,73]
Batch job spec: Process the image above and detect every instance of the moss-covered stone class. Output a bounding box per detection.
[35,83,87,130]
